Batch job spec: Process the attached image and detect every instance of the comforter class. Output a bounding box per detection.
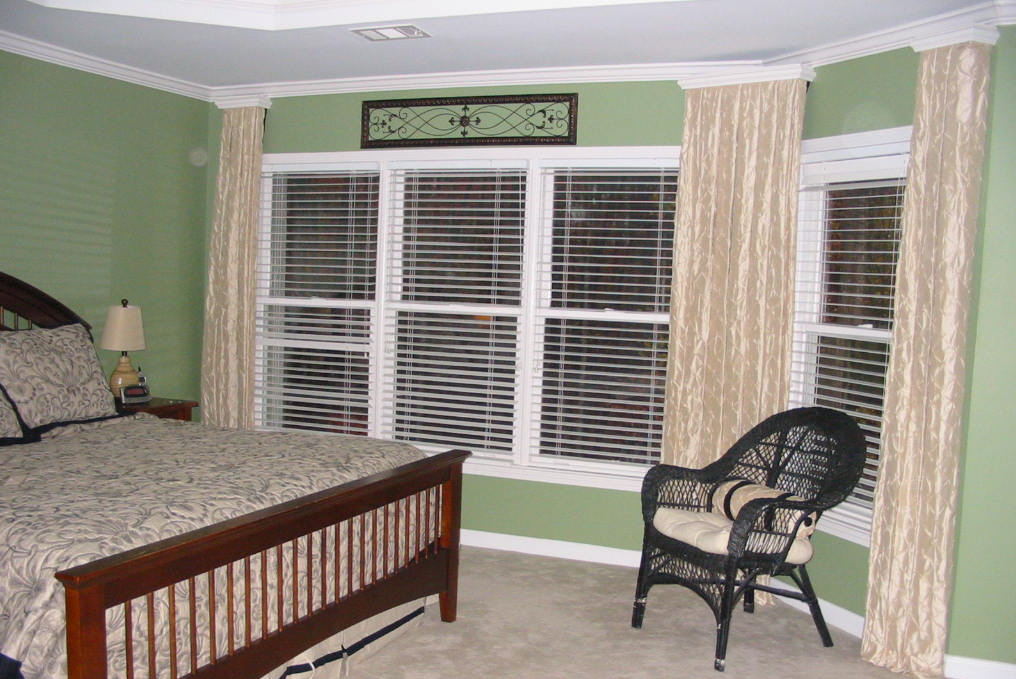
[0,415,424,678]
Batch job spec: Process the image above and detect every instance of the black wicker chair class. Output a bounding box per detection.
[631,407,866,671]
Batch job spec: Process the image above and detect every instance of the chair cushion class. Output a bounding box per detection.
[708,479,816,539]
[652,507,815,565]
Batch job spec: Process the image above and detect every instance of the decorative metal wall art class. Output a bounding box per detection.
[362,94,577,148]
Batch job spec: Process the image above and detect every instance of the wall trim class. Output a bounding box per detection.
[945,656,1016,679]
[464,457,644,494]
[459,529,1016,679]
[677,64,815,89]
[461,528,641,568]
[911,24,1000,51]
[0,30,208,101]
[772,1,1010,66]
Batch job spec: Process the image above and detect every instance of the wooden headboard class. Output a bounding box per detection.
[0,271,90,331]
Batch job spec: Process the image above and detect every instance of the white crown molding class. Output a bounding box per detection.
[0,30,208,101]
[208,62,720,104]
[215,94,274,110]
[677,64,816,89]
[911,24,1000,50]
[4,1,1016,104]
[773,0,1012,67]
[208,62,819,105]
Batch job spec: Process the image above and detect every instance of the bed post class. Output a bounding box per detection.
[63,583,108,679]
[438,459,465,622]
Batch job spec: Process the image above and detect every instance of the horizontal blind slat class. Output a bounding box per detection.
[793,173,904,515]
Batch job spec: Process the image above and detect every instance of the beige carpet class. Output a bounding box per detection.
[351,546,905,679]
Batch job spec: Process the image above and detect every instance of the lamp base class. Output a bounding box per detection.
[109,353,140,393]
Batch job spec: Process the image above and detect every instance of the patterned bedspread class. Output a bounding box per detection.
[0,415,424,679]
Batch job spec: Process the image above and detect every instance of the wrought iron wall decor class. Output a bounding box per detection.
[362,94,577,148]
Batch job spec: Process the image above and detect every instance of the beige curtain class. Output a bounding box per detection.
[861,41,992,679]
[662,79,807,466]
[201,106,265,429]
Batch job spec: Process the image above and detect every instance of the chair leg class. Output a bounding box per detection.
[743,586,755,614]
[632,596,647,629]
[713,566,738,672]
[793,564,834,647]
[632,537,651,629]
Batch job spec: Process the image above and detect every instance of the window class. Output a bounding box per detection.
[256,148,678,488]
[533,169,674,468]
[790,127,910,545]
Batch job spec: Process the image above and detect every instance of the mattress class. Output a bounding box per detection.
[0,414,424,678]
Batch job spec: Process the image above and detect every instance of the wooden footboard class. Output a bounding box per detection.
[55,448,470,679]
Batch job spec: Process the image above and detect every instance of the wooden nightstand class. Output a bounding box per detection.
[121,397,199,422]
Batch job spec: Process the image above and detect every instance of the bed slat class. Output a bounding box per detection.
[57,448,469,679]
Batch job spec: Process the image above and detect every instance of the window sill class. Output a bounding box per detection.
[460,456,645,493]
[815,504,872,548]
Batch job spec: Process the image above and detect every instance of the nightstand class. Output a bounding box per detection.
[121,397,199,422]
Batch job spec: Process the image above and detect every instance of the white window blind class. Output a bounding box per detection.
[545,169,675,312]
[256,148,680,488]
[532,168,677,467]
[381,169,526,456]
[262,172,379,299]
[255,170,380,434]
[792,171,905,543]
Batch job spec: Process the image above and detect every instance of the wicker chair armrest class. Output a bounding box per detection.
[640,463,729,522]
[726,497,823,565]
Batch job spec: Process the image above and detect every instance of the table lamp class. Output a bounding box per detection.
[99,298,146,392]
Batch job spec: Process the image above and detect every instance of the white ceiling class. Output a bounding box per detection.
[0,0,1011,103]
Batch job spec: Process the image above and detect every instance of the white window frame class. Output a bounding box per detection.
[257,146,680,493]
[258,129,913,523]
[791,126,911,546]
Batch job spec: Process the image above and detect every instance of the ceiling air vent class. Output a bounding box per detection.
[352,25,430,41]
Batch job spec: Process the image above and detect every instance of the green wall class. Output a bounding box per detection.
[0,51,210,401]
[264,81,684,152]
[3,27,1014,666]
[463,475,644,550]
[803,48,919,138]
[949,27,1016,661]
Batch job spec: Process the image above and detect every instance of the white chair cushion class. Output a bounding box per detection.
[653,507,815,565]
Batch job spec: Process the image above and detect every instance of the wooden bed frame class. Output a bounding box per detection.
[0,271,470,679]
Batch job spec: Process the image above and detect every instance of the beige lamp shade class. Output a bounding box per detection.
[100,299,146,352]
[99,299,146,393]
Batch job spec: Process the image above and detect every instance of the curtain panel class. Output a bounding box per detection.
[662,79,806,467]
[861,41,992,679]
[200,106,265,429]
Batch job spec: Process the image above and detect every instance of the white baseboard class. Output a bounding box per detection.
[461,528,641,568]
[459,529,1016,679]
[945,656,1016,679]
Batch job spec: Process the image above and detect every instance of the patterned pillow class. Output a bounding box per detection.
[709,478,816,538]
[0,324,117,435]
[0,387,25,443]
